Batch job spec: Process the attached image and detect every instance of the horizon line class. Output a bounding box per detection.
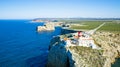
[0,17,120,19]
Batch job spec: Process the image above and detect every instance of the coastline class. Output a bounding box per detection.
[46,21,120,67]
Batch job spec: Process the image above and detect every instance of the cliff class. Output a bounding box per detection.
[47,31,120,67]
[37,22,63,31]
[37,23,55,31]
[47,36,106,67]
[92,31,120,67]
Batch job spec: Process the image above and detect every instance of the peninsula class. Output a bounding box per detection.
[46,19,120,67]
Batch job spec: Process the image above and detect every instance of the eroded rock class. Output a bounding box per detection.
[47,36,106,67]
[93,32,120,67]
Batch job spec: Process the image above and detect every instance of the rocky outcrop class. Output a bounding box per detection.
[48,36,61,50]
[47,36,68,67]
[92,31,120,67]
[47,36,106,67]
[37,23,55,31]
[47,42,68,67]
[67,46,105,67]
[47,31,120,67]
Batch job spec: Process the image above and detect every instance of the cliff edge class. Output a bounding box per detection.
[47,36,106,67]
[47,31,120,67]
[92,31,120,67]
[37,23,55,31]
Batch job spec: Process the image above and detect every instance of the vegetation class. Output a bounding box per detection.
[70,21,104,30]
[69,46,105,67]
[69,46,104,55]
[98,21,120,32]
[60,20,120,32]
[60,19,83,23]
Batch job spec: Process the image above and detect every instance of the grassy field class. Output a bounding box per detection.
[70,21,104,30]
[60,20,120,32]
[98,21,120,32]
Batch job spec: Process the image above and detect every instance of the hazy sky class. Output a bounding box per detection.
[0,0,120,19]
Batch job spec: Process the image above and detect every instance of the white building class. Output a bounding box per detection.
[68,32,99,49]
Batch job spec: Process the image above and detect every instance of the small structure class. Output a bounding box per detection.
[61,31,99,49]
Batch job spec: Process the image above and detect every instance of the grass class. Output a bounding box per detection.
[98,22,120,32]
[70,21,104,30]
[68,46,105,67]
[60,20,120,32]
[58,19,120,32]
[59,19,82,23]
[69,46,103,55]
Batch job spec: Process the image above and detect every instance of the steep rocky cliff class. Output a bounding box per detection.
[92,31,120,67]
[67,46,106,67]
[47,36,68,67]
[47,31,120,67]
[47,36,106,67]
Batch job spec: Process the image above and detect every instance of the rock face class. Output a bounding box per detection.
[92,31,120,67]
[47,43,68,67]
[47,32,120,67]
[67,46,105,67]
[37,22,63,31]
[47,36,68,67]
[37,23,55,31]
[47,36,106,67]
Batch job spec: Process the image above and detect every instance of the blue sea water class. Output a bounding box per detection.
[112,58,120,67]
[0,20,61,67]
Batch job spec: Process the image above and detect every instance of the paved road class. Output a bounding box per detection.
[87,23,106,35]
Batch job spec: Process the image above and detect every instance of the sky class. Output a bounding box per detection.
[0,0,120,19]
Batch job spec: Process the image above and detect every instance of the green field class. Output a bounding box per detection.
[70,21,104,30]
[98,22,120,32]
[60,20,120,32]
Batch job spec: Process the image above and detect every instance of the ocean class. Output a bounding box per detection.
[0,20,61,67]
